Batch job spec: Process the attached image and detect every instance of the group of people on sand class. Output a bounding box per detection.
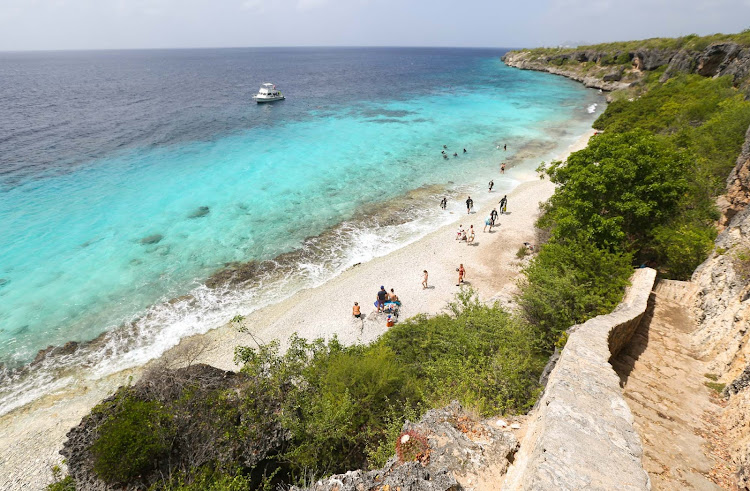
[352,143,512,326]
[455,224,476,243]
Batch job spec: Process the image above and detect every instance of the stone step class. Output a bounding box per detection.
[654,279,696,304]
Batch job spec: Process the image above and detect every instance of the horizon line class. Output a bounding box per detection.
[0,44,525,55]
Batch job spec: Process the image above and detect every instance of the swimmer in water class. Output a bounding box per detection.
[453,152,458,157]
[463,148,467,153]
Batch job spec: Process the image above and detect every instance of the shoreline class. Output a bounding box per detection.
[0,128,596,490]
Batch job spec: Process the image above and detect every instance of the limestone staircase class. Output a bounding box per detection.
[611,278,732,490]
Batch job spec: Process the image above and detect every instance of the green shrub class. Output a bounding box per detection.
[651,221,717,279]
[47,465,75,491]
[90,391,175,484]
[518,238,632,341]
[541,130,689,251]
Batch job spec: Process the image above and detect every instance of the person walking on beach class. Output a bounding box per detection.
[377,286,388,312]
[488,180,494,192]
[456,264,466,286]
[467,225,475,243]
[484,215,493,233]
[499,195,507,214]
[422,270,429,289]
[466,196,473,214]
[490,208,498,226]
[440,197,447,210]
[500,163,506,174]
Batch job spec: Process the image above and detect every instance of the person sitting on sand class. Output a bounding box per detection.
[456,224,463,240]
[353,302,361,319]
[461,228,467,241]
[389,288,401,305]
[422,270,428,289]
[457,264,466,286]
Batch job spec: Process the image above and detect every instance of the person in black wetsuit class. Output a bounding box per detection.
[499,195,507,214]
[463,148,467,153]
[488,180,494,192]
[440,197,447,210]
[466,196,473,214]
[490,208,498,225]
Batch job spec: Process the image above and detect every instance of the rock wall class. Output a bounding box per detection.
[691,125,750,489]
[502,42,750,95]
[502,268,656,491]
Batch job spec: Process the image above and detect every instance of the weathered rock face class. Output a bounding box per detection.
[502,269,656,491]
[689,123,750,489]
[720,125,750,228]
[501,51,632,92]
[299,401,519,491]
[503,42,750,94]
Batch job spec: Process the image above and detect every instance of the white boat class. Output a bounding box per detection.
[253,83,285,103]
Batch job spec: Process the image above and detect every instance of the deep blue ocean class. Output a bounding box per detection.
[0,47,603,413]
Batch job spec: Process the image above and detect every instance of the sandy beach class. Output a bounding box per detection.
[0,129,595,490]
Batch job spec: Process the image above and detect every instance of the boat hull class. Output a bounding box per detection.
[254,96,285,103]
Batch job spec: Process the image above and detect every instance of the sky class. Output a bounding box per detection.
[0,0,749,51]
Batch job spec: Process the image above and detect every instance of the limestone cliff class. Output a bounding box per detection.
[502,41,750,96]
[691,126,750,488]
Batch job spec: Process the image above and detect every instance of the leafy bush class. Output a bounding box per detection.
[541,130,689,251]
[90,391,175,484]
[650,221,717,279]
[232,289,547,482]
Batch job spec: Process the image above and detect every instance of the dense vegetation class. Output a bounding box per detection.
[519,71,750,338]
[53,291,547,490]
[52,36,750,491]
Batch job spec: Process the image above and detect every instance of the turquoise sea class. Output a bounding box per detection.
[0,48,603,414]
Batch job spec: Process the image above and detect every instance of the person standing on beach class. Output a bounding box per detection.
[484,215,493,232]
[488,180,494,192]
[457,264,466,286]
[500,163,506,174]
[440,197,447,210]
[466,196,474,214]
[422,270,428,289]
[377,286,388,312]
[500,195,507,214]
